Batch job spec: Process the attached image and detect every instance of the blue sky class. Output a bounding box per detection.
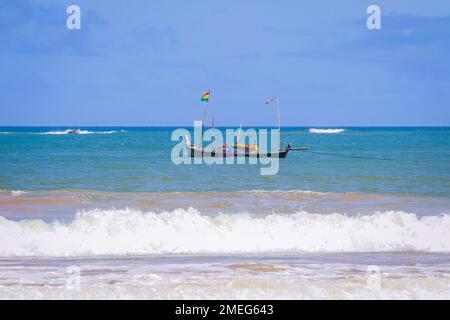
[1,0,449,126]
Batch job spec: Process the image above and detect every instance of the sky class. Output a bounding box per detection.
[0,0,449,126]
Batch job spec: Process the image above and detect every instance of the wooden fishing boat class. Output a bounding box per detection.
[187,93,309,158]
[184,135,309,158]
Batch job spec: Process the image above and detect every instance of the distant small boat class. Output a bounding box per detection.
[67,129,81,134]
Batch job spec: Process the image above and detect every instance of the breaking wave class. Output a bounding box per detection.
[40,130,124,135]
[10,190,27,196]
[309,128,346,134]
[42,130,92,135]
[0,208,449,257]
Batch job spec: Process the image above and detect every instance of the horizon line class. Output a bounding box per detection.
[1,125,450,128]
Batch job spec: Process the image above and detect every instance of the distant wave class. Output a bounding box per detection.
[1,130,126,135]
[1,208,449,257]
[39,130,125,135]
[10,190,27,196]
[309,128,346,134]
[41,130,91,135]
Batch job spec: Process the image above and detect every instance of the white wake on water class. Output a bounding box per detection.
[309,128,346,134]
[1,208,449,257]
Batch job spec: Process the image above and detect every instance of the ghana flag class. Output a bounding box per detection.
[201,90,210,102]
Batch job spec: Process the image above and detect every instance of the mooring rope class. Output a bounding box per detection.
[304,150,393,161]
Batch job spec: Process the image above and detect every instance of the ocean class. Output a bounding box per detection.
[0,126,449,299]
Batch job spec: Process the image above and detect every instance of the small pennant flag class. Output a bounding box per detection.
[265,97,277,104]
[201,90,211,102]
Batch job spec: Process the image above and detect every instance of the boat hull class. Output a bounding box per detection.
[186,144,289,158]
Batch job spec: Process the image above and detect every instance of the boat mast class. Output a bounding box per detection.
[276,96,280,132]
[202,102,208,129]
[264,96,282,149]
[236,123,243,145]
[275,96,281,149]
[200,89,210,148]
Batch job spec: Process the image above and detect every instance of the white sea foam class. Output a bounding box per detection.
[1,271,449,299]
[309,128,346,134]
[0,208,449,257]
[10,190,27,196]
[245,189,327,195]
[40,130,121,135]
[41,130,90,135]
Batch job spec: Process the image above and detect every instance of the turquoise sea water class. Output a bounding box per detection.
[1,127,450,299]
[1,127,449,197]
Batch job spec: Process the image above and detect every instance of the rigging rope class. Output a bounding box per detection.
[304,150,393,161]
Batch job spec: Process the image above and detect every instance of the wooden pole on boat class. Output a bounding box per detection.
[237,123,243,142]
[276,97,281,149]
[264,96,282,150]
[276,96,280,132]
[200,90,210,149]
[202,102,208,129]
[201,103,207,148]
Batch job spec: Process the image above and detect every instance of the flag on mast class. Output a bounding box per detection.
[265,97,277,104]
[201,90,211,102]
